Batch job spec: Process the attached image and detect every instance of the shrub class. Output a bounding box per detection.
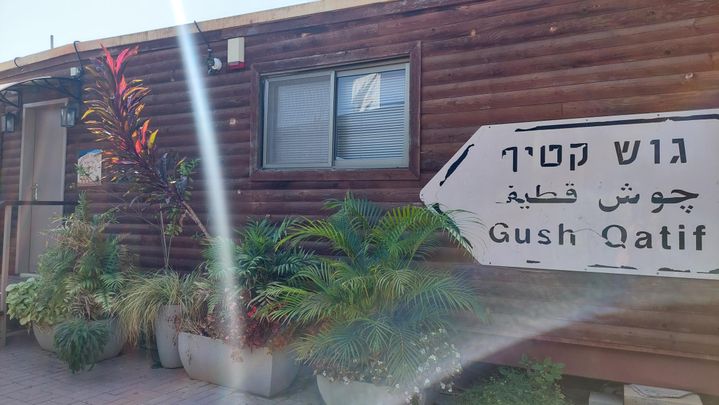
[5,278,67,327]
[38,194,126,321]
[183,219,314,349]
[456,357,569,405]
[54,319,110,373]
[14,193,129,372]
[263,195,483,398]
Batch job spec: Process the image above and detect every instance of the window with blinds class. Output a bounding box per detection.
[262,61,409,169]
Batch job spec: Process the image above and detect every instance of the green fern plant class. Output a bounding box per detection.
[263,194,483,392]
[54,319,110,373]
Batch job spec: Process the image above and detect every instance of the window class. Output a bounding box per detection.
[262,62,409,169]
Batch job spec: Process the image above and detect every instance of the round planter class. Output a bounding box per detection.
[154,304,182,368]
[316,375,409,405]
[33,323,58,352]
[34,319,124,361]
[178,332,299,397]
[97,318,125,361]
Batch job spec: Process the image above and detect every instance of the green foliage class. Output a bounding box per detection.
[263,194,482,389]
[54,319,109,373]
[456,357,569,405]
[11,194,129,372]
[5,278,67,327]
[38,194,126,321]
[186,219,314,348]
[203,218,314,310]
[83,46,207,239]
[116,270,201,346]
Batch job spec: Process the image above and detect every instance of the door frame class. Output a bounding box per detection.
[16,98,68,274]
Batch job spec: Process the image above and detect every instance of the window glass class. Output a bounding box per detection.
[264,74,331,167]
[335,68,407,166]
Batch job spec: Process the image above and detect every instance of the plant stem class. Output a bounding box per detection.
[183,201,210,239]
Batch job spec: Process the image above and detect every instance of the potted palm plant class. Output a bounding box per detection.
[5,194,129,372]
[50,195,128,372]
[263,195,483,404]
[116,270,200,368]
[178,219,314,397]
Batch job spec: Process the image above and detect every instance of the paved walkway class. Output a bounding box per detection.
[0,333,323,405]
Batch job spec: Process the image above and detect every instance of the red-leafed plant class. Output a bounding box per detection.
[83,46,209,240]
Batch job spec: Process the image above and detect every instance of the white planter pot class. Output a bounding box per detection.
[178,332,299,397]
[316,375,408,405]
[33,323,57,352]
[154,305,182,368]
[34,319,124,361]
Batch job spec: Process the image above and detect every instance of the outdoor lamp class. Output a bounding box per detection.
[1,112,16,133]
[60,103,78,128]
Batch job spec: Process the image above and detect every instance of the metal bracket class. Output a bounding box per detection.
[73,41,84,77]
[0,77,81,109]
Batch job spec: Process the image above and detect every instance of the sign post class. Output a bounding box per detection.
[421,109,719,279]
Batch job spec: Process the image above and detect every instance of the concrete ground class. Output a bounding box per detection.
[0,333,323,405]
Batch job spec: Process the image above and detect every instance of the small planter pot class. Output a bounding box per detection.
[33,323,58,352]
[178,332,299,397]
[33,319,124,361]
[154,304,182,368]
[316,375,410,405]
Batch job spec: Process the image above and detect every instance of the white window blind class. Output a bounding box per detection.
[335,68,408,166]
[264,74,332,167]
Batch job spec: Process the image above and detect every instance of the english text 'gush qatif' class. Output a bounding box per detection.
[420,109,719,279]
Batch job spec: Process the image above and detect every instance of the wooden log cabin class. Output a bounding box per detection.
[0,0,718,396]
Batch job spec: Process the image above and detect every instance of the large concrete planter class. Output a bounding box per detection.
[178,332,299,397]
[32,323,57,352]
[154,305,182,368]
[316,375,408,405]
[33,319,124,361]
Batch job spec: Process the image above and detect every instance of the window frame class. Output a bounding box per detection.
[261,61,410,170]
[249,41,421,182]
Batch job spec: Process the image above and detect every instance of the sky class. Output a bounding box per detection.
[0,0,312,63]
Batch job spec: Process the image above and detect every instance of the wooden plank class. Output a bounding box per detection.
[423,32,719,86]
[423,70,719,113]
[422,53,715,102]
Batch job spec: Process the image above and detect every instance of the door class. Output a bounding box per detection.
[16,101,67,275]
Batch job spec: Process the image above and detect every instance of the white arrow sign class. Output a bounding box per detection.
[420,109,719,279]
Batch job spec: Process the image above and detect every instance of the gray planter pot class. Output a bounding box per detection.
[154,305,182,368]
[316,375,409,405]
[98,319,125,361]
[32,323,57,352]
[33,319,124,361]
[178,332,299,397]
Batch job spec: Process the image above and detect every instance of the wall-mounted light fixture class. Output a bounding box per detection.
[1,112,16,133]
[194,21,222,74]
[60,103,78,128]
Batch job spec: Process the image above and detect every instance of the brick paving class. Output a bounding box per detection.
[0,333,323,405]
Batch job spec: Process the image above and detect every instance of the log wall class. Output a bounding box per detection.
[1,0,718,394]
